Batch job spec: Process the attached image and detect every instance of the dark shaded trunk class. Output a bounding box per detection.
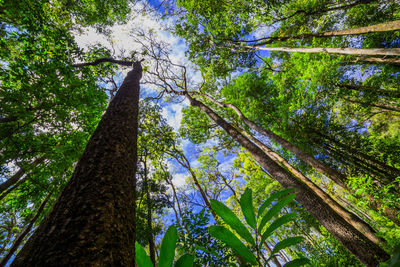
[0,157,45,195]
[1,193,52,267]
[335,83,400,98]
[12,62,142,266]
[187,94,389,266]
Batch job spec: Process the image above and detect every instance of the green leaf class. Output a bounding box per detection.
[135,242,153,267]
[175,254,194,267]
[271,237,304,256]
[210,199,255,245]
[258,188,295,217]
[159,225,178,267]
[240,188,257,230]
[284,258,310,267]
[209,225,257,265]
[261,213,297,245]
[258,193,296,232]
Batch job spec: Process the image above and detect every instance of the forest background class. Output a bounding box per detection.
[1,0,400,266]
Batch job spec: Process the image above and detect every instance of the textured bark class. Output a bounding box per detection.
[352,56,400,65]
[252,46,400,56]
[254,20,400,45]
[240,129,384,246]
[1,193,51,267]
[12,62,142,266]
[0,157,45,195]
[187,94,389,266]
[203,94,348,189]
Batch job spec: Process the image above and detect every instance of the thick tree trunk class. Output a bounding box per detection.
[1,193,51,267]
[12,62,142,266]
[187,94,389,266]
[254,20,400,45]
[252,46,400,56]
[0,157,45,195]
[203,95,348,189]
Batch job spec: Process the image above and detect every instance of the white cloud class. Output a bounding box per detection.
[171,172,187,188]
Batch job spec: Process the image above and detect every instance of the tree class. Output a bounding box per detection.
[11,62,142,266]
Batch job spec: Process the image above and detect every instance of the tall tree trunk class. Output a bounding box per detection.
[350,56,400,65]
[0,157,45,195]
[253,20,400,45]
[238,127,383,246]
[11,62,142,266]
[1,193,52,267]
[143,154,156,267]
[203,94,348,189]
[186,93,389,266]
[251,46,400,56]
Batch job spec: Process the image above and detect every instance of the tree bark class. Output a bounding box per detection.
[1,193,52,267]
[143,154,156,267]
[253,20,400,45]
[187,93,389,266]
[0,157,45,195]
[251,46,400,56]
[239,128,384,246]
[11,62,142,266]
[203,94,348,189]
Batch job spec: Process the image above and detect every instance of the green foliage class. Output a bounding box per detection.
[135,226,194,267]
[209,188,309,266]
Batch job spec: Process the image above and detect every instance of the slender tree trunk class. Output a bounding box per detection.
[170,151,218,220]
[12,62,142,266]
[0,157,45,195]
[203,95,348,189]
[251,46,400,56]
[1,193,52,267]
[254,20,400,45]
[142,154,156,267]
[239,127,384,246]
[187,93,389,266]
[351,56,400,65]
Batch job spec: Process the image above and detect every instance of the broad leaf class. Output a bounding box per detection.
[210,199,255,245]
[175,254,194,267]
[209,225,257,265]
[261,213,297,245]
[159,225,178,267]
[284,258,310,267]
[258,193,296,232]
[135,242,153,267]
[258,188,296,217]
[240,188,256,230]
